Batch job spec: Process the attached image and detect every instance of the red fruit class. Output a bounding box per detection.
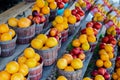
[102,37,109,43]
[109,38,116,45]
[62,0,69,3]
[73,55,77,58]
[93,22,102,30]
[86,21,94,27]
[71,47,81,55]
[75,7,81,12]
[99,43,106,49]
[81,28,86,34]
[40,16,46,23]
[71,9,77,15]
[57,2,64,9]
[107,34,114,40]
[77,10,84,16]
[103,72,110,80]
[92,70,98,76]
[116,56,120,61]
[55,0,62,2]
[98,68,106,75]
[93,28,98,36]
[32,16,41,24]
[54,35,60,41]
[75,14,81,22]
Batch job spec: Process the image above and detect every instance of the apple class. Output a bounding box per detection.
[109,38,116,45]
[32,10,39,17]
[75,14,81,22]
[54,35,60,41]
[77,10,84,16]
[107,34,114,40]
[71,47,81,55]
[103,72,110,80]
[93,22,102,30]
[27,15,33,20]
[98,68,106,75]
[62,0,69,3]
[55,0,62,2]
[32,16,41,24]
[116,56,120,61]
[91,70,98,76]
[99,43,106,49]
[57,2,64,9]
[86,21,94,27]
[102,37,109,43]
[81,28,86,34]
[49,28,58,37]
[75,6,81,12]
[40,16,46,23]
[78,53,85,60]
[71,9,77,15]
[93,28,98,36]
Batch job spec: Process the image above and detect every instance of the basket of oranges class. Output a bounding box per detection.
[0,23,17,57]
[8,17,35,44]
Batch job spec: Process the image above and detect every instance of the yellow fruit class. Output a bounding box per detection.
[57,76,67,80]
[55,23,64,32]
[95,75,105,80]
[71,58,83,69]
[104,44,113,52]
[24,77,27,80]
[23,47,35,58]
[62,54,73,64]
[31,38,43,50]
[0,24,9,33]
[96,59,103,67]
[75,2,80,7]
[34,53,40,62]
[81,2,86,8]
[18,17,31,28]
[104,60,112,68]
[112,72,119,80]
[63,9,71,17]
[36,0,45,8]
[68,15,76,24]
[72,39,81,47]
[41,46,49,50]
[99,49,107,55]
[0,70,11,80]
[81,42,90,51]
[100,54,109,61]
[83,77,92,80]
[57,58,67,69]
[64,66,74,72]
[86,27,94,35]
[79,34,87,43]
[47,0,54,3]
[32,6,40,12]
[52,20,57,26]
[6,61,19,74]
[116,68,120,76]
[107,52,114,59]
[36,34,48,43]
[25,58,37,68]
[63,22,68,30]
[19,64,29,76]
[49,2,57,10]
[41,6,50,15]
[55,16,64,24]
[18,56,27,64]
[8,29,16,38]
[11,73,24,80]
[1,33,12,41]
[8,17,18,27]
[63,17,68,22]
[94,12,101,17]
[87,35,96,43]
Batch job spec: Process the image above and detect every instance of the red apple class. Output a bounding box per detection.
[81,28,86,34]
[109,38,116,45]
[91,70,98,76]
[71,47,81,55]
[32,16,41,24]
[55,0,62,2]
[40,15,46,23]
[73,55,77,58]
[116,56,120,61]
[102,37,109,43]
[93,22,102,30]
[75,6,81,12]
[27,15,33,20]
[99,43,106,49]
[57,2,64,9]
[103,72,110,80]
[77,10,85,16]
[62,0,69,3]
[93,28,98,36]
[98,68,106,75]
[107,34,114,40]
[75,14,81,22]
[72,9,77,15]
[86,21,94,27]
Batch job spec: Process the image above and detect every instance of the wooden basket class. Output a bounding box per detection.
[61,29,69,42]
[35,45,58,66]
[35,23,44,35]
[11,24,35,44]
[0,35,17,57]
[58,69,82,80]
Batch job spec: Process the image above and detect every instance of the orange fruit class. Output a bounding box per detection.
[8,29,16,38]
[96,59,103,67]
[83,77,92,80]
[118,78,120,80]
[47,0,54,3]
[57,76,67,80]
[71,58,83,69]
[100,54,109,61]
[18,56,27,64]
[36,34,48,43]
[79,34,87,43]
[34,53,41,62]
[25,58,37,68]
[112,72,119,80]
[78,53,86,60]
[72,39,81,47]
[0,24,9,33]
[81,42,90,51]
[64,66,74,72]
[55,23,64,32]
[6,61,19,74]
[41,6,50,15]
[32,6,40,12]
[36,0,45,8]
[104,60,112,68]
[68,15,76,24]
[23,47,35,58]
[0,70,11,80]
[19,64,29,76]
[116,68,120,76]
[52,20,57,26]
[104,44,113,52]
[107,52,114,59]
[24,77,27,80]
[49,2,57,10]
[41,46,49,50]
[11,73,24,80]
[45,37,58,48]
[31,38,43,50]
[99,49,107,55]
[95,75,105,80]
[57,58,67,69]
[63,22,68,30]
[8,17,18,27]
[63,17,68,22]
[87,35,96,43]
[63,9,71,17]
[86,27,94,35]
[18,17,31,28]
[55,16,64,24]
[62,54,73,64]
[1,33,12,41]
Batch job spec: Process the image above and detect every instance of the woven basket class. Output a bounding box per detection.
[61,29,69,42]
[44,14,50,28]
[68,24,75,35]
[11,24,35,44]
[0,35,17,57]
[58,69,82,80]
[35,45,58,66]
[35,23,44,35]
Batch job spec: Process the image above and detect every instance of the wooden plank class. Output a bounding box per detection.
[0,2,34,23]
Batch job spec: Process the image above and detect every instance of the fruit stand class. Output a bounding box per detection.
[0,0,120,80]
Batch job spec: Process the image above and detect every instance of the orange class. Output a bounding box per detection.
[72,39,81,47]
[104,44,113,52]
[47,0,54,3]
[112,72,119,80]
[81,42,90,51]
[107,52,114,59]
[41,46,49,50]
[68,15,76,24]
[99,49,107,55]
[32,6,40,12]
[6,61,19,74]
[49,2,57,10]
[36,0,45,8]
[78,53,86,60]
[25,58,37,68]
[83,77,92,80]
[41,6,50,15]
[23,47,35,58]
[19,64,29,76]
[63,17,68,22]
[36,34,48,43]
[71,58,83,69]
[86,27,94,35]
[8,29,16,38]
[100,54,109,61]
[31,38,43,50]
[57,76,67,80]
[52,20,57,26]
[55,23,64,32]
[62,54,73,64]
[96,59,103,67]
[34,53,41,62]
[0,23,9,33]
[18,56,27,64]
[87,35,96,43]
[116,68,120,76]
[57,58,67,69]
[95,75,105,80]
[118,78,120,80]
[11,73,24,80]
[104,60,112,68]
[63,9,71,17]
[0,70,11,80]
[1,33,12,41]
[79,34,87,43]
[18,17,31,28]
[8,17,18,27]
[55,16,64,24]
[64,66,74,72]
[63,22,68,30]
[45,37,58,48]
